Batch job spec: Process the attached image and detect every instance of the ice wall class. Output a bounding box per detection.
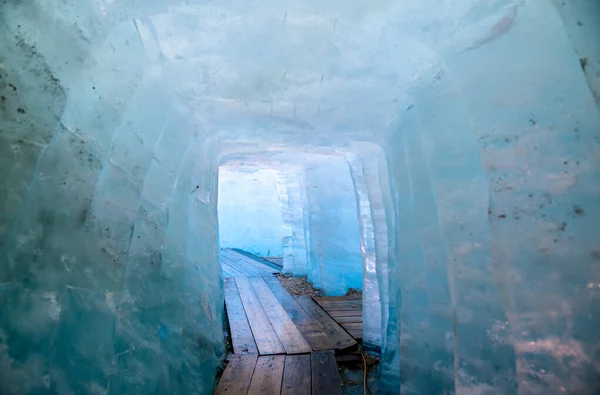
[0,2,224,394]
[380,1,600,394]
[217,166,285,256]
[276,164,311,275]
[305,155,363,295]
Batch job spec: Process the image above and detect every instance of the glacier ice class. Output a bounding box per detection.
[1,0,600,394]
[218,165,285,257]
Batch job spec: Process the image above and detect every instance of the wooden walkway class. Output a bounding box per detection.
[313,296,363,340]
[217,249,359,394]
[221,248,281,278]
[215,351,342,395]
[223,276,356,355]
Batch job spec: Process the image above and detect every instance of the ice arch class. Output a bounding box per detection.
[1,0,599,394]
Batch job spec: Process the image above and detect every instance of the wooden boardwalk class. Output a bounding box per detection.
[313,296,363,340]
[216,249,359,394]
[215,351,342,395]
[223,277,356,355]
[221,249,280,278]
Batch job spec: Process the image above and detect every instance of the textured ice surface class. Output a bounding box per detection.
[0,2,224,394]
[218,166,285,256]
[1,0,599,394]
[305,155,363,294]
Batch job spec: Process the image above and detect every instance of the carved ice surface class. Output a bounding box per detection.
[218,166,285,257]
[1,0,599,394]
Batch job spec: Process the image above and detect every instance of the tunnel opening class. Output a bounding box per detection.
[214,145,388,393]
[217,149,368,295]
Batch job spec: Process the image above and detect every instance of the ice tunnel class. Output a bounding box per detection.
[1,0,599,394]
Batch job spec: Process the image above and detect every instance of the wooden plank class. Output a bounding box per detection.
[341,323,363,331]
[294,296,357,350]
[327,310,362,318]
[250,278,311,354]
[224,278,258,354]
[282,354,311,395]
[221,250,267,277]
[247,355,285,395]
[317,301,362,309]
[222,263,245,277]
[229,251,280,274]
[214,354,258,395]
[316,297,362,303]
[230,249,283,271]
[221,249,247,264]
[235,277,286,355]
[332,316,362,324]
[220,250,240,262]
[323,308,362,314]
[311,350,342,395]
[264,277,336,351]
[237,255,279,274]
[225,257,268,277]
[313,296,361,302]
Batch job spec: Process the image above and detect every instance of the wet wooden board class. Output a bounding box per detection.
[222,253,269,277]
[223,249,281,273]
[222,259,258,277]
[281,355,311,395]
[316,301,361,310]
[312,296,363,341]
[341,323,363,339]
[294,296,357,350]
[264,277,336,351]
[311,350,342,395]
[222,262,247,277]
[247,355,286,395]
[214,354,258,395]
[225,250,280,274]
[315,302,362,306]
[250,278,311,354]
[224,278,258,354]
[313,296,361,301]
[230,249,283,271]
[235,277,286,355]
[341,323,363,331]
[332,316,362,323]
[221,251,267,277]
[327,310,362,318]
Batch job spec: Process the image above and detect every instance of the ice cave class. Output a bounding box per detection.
[0,0,599,394]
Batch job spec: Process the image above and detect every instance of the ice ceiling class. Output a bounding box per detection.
[148,0,527,141]
[1,0,599,394]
